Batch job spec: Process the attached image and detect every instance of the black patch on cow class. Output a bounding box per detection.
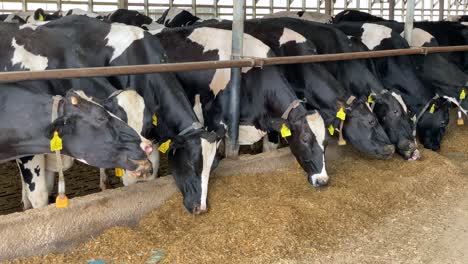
[18,156,36,192]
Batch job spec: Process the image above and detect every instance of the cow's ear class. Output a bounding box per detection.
[46,116,75,139]
[34,8,45,21]
[269,118,288,132]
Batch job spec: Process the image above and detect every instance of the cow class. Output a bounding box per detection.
[333,22,454,150]
[65,8,103,19]
[263,11,333,24]
[202,20,409,159]
[156,7,201,27]
[246,18,416,159]
[155,26,330,187]
[0,16,218,214]
[334,9,391,23]
[105,9,153,28]
[0,83,154,208]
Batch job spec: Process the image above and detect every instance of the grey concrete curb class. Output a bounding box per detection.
[0,148,296,261]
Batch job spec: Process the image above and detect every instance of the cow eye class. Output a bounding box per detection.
[369,119,376,127]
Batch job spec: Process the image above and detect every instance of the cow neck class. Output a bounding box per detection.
[0,93,62,160]
[152,74,201,140]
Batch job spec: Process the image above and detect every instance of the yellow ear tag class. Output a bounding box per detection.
[328,124,335,136]
[55,195,69,208]
[429,103,436,114]
[39,14,44,21]
[336,107,346,121]
[158,139,171,153]
[115,168,124,177]
[460,89,466,100]
[280,123,292,138]
[152,114,158,126]
[367,95,374,104]
[50,131,63,151]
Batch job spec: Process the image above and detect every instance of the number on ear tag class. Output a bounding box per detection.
[158,140,171,153]
[50,131,63,151]
[280,123,292,138]
[152,114,158,126]
[429,103,436,114]
[328,124,335,136]
[336,107,346,121]
[115,168,124,177]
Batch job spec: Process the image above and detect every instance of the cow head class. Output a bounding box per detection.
[107,9,153,28]
[168,129,218,214]
[32,8,61,22]
[416,98,451,151]
[342,99,395,159]
[282,107,328,187]
[49,90,153,177]
[371,92,420,160]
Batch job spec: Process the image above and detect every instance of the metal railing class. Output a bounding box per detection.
[1,45,468,83]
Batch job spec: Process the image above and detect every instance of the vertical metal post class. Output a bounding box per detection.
[439,0,445,21]
[404,0,415,45]
[226,0,245,158]
[325,0,332,15]
[389,0,395,20]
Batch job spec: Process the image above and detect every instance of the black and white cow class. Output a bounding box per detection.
[0,16,218,214]
[156,7,201,27]
[249,18,417,159]
[155,26,345,188]
[263,11,333,24]
[65,8,103,19]
[334,22,454,150]
[203,20,402,159]
[0,14,26,23]
[105,9,153,28]
[413,21,468,72]
[334,9,391,23]
[0,84,153,208]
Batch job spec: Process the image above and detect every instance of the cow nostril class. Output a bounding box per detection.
[145,145,153,154]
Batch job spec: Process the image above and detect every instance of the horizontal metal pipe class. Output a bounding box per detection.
[1,45,468,83]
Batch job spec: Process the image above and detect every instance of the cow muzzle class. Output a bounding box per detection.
[127,159,153,179]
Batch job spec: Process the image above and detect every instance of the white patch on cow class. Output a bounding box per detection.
[18,155,49,208]
[361,23,392,50]
[105,23,145,62]
[193,94,204,125]
[77,158,89,165]
[279,28,307,46]
[19,23,38,30]
[306,112,328,186]
[11,38,48,71]
[391,92,408,113]
[306,112,326,151]
[116,90,145,134]
[163,7,184,25]
[188,27,270,96]
[4,14,16,22]
[237,125,267,145]
[443,96,468,115]
[462,22,468,26]
[144,22,166,34]
[200,138,217,211]
[400,28,434,47]
[67,8,101,18]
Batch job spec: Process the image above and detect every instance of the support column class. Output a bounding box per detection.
[389,0,395,20]
[439,0,445,21]
[404,0,415,45]
[226,0,245,158]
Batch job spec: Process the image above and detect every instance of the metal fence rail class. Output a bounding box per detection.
[1,45,468,83]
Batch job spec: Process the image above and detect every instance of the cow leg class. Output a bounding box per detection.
[16,155,49,209]
[148,144,160,180]
[44,170,55,194]
[21,178,32,210]
[99,168,108,190]
[263,132,280,152]
[224,137,240,158]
